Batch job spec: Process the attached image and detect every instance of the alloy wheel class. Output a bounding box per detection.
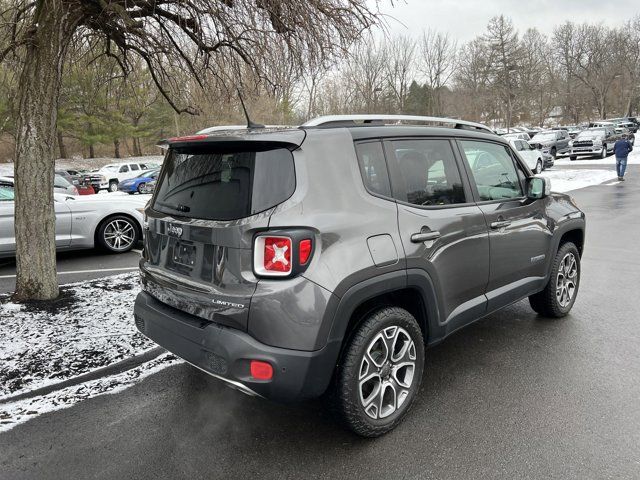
[556,252,578,308]
[103,219,136,251]
[358,326,417,420]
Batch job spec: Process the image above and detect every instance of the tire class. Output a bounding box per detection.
[137,182,146,194]
[600,146,607,159]
[569,155,577,161]
[96,215,140,253]
[529,242,580,318]
[108,180,118,192]
[550,147,557,159]
[330,307,425,437]
[535,160,543,174]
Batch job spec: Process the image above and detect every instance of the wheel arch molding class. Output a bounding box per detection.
[324,269,441,354]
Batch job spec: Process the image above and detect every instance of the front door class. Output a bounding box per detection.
[385,138,490,334]
[457,139,553,312]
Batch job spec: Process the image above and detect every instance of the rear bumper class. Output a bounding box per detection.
[134,291,340,401]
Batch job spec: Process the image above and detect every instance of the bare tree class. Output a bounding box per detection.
[620,15,640,116]
[483,15,522,129]
[343,39,387,112]
[518,28,556,126]
[0,0,379,301]
[384,35,416,112]
[559,23,622,119]
[453,39,491,122]
[420,29,457,115]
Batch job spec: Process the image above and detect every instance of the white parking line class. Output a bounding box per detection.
[132,249,143,254]
[0,267,139,279]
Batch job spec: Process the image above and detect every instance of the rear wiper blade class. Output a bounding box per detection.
[156,201,191,213]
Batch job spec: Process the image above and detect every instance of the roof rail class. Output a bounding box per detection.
[301,115,494,134]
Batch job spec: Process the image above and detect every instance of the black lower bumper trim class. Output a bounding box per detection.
[134,291,340,401]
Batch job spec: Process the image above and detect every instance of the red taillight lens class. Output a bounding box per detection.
[264,237,291,272]
[299,239,312,265]
[250,360,273,380]
[254,236,292,276]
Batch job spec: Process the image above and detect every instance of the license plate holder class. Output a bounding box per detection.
[172,242,196,267]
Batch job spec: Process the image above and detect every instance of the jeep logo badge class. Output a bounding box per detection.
[167,224,183,237]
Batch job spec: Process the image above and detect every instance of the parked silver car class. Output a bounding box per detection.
[0,176,147,257]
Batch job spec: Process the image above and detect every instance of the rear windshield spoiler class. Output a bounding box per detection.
[157,129,306,151]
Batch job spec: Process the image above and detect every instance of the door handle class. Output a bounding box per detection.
[411,231,441,243]
[490,220,511,229]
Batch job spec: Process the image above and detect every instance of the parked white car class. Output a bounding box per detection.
[503,132,531,141]
[508,139,545,174]
[0,176,148,257]
[95,161,161,192]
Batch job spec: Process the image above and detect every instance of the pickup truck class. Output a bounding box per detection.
[569,127,620,160]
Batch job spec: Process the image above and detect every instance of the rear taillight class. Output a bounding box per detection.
[254,236,292,276]
[299,239,312,265]
[253,232,314,278]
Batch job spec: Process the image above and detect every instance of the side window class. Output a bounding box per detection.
[119,165,129,173]
[130,164,140,171]
[355,141,392,197]
[460,140,524,201]
[390,139,465,206]
[0,183,14,201]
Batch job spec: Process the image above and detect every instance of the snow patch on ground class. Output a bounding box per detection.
[0,353,181,433]
[541,169,618,193]
[0,273,154,398]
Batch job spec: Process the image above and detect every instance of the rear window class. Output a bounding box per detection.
[153,146,295,221]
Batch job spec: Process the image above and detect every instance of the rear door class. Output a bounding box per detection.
[457,139,553,312]
[142,134,303,331]
[385,138,490,333]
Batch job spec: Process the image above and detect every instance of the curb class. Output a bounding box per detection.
[0,346,165,405]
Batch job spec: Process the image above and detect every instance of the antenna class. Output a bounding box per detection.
[237,89,265,129]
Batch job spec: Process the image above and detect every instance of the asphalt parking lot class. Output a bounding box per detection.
[1,164,639,479]
[0,248,142,294]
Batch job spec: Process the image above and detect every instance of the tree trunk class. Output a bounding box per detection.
[88,143,95,158]
[114,139,121,158]
[13,2,78,301]
[57,130,67,159]
[133,137,142,156]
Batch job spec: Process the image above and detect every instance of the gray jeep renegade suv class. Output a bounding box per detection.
[134,115,585,437]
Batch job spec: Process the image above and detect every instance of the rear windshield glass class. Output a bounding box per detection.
[153,145,295,221]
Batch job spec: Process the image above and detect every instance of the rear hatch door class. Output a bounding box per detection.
[141,130,304,331]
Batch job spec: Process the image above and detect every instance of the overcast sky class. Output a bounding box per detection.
[376,0,639,43]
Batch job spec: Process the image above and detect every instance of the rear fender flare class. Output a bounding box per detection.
[325,269,442,348]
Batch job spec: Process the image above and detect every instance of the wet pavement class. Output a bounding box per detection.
[1,166,639,479]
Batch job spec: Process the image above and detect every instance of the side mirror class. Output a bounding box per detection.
[527,176,550,200]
